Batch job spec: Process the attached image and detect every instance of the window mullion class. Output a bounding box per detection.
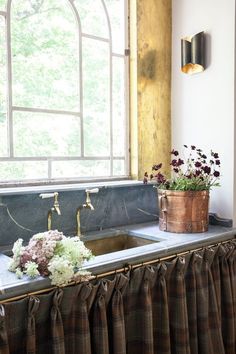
[124,0,130,176]
[69,0,84,158]
[102,0,113,177]
[6,0,13,158]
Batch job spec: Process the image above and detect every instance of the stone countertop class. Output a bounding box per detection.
[0,222,235,301]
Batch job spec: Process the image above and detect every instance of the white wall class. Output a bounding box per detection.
[172,0,236,221]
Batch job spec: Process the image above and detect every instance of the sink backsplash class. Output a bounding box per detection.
[0,184,158,247]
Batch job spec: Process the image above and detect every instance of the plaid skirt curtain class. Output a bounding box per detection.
[0,239,235,354]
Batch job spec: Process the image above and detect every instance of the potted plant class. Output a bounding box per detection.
[144,145,220,233]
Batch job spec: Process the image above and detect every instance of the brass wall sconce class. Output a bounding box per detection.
[181,31,205,74]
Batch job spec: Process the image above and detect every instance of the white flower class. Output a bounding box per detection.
[25,261,40,278]
[32,233,44,240]
[12,238,24,261]
[9,238,24,271]
[57,237,93,267]
[48,255,74,287]
[15,268,23,279]
[8,258,20,272]
[74,269,92,282]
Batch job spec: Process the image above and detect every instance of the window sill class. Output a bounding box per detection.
[0,178,146,196]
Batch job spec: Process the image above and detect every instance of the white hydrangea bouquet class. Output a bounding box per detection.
[8,230,93,287]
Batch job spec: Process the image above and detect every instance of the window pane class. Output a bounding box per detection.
[52,160,110,178]
[0,0,5,10]
[0,16,7,156]
[83,38,110,156]
[113,159,125,175]
[0,161,48,180]
[11,0,80,111]
[13,112,81,157]
[74,0,108,38]
[113,57,125,156]
[105,0,125,54]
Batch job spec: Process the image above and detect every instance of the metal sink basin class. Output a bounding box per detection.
[84,234,157,256]
[2,234,159,258]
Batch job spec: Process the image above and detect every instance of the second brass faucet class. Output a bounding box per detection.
[76,188,99,237]
[40,192,61,230]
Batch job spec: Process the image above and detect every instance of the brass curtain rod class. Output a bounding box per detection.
[0,238,233,304]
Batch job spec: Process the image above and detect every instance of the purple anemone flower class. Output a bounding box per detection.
[213,171,220,177]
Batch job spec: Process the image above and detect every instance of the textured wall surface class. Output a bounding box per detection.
[0,184,158,247]
[130,0,172,179]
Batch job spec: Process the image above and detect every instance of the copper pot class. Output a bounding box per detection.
[158,190,209,233]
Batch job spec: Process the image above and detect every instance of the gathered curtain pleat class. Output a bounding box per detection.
[152,263,171,354]
[109,273,129,354]
[166,257,190,354]
[0,240,235,354]
[26,296,40,354]
[61,282,93,354]
[0,304,10,354]
[50,289,65,354]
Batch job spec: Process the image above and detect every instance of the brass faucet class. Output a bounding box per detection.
[76,188,99,237]
[39,192,61,230]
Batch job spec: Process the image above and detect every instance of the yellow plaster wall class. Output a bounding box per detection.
[130,0,172,179]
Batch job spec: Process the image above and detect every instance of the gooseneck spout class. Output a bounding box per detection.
[76,188,99,236]
[39,192,61,230]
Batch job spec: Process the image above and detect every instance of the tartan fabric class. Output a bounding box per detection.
[0,304,10,354]
[61,283,92,354]
[90,279,115,354]
[34,291,55,353]
[166,257,190,354]
[152,263,171,354]
[26,296,40,354]
[125,266,156,354]
[109,273,129,354]
[3,297,28,353]
[184,253,200,354]
[50,289,65,354]
[0,240,235,354]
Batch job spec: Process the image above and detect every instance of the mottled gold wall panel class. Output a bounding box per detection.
[130,0,172,179]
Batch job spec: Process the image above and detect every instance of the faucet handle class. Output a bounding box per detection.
[40,192,61,215]
[85,188,99,206]
[85,188,99,194]
[39,192,56,199]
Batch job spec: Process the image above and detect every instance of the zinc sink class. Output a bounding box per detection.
[83,234,158,256]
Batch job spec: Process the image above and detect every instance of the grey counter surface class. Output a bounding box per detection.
[0,221,235,301]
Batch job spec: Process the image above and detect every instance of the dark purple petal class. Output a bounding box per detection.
[152,163,162,171]
[177,158,184,166]
[213,170,220,177]
[173,168,179,173]
[143,177,148,184]
[156,172,166,184]
[195,170,201,176]
[201,154,207,159]
[213,152,219,159]
[171,149,179,156]
[191,145,196,150]
[195,161,202,168]
[203,166,211,175]
[170,159,177,166]
[184,144,188,148]
[215,160,220,165]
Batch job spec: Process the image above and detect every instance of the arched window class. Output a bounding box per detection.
[0,0,128,182]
